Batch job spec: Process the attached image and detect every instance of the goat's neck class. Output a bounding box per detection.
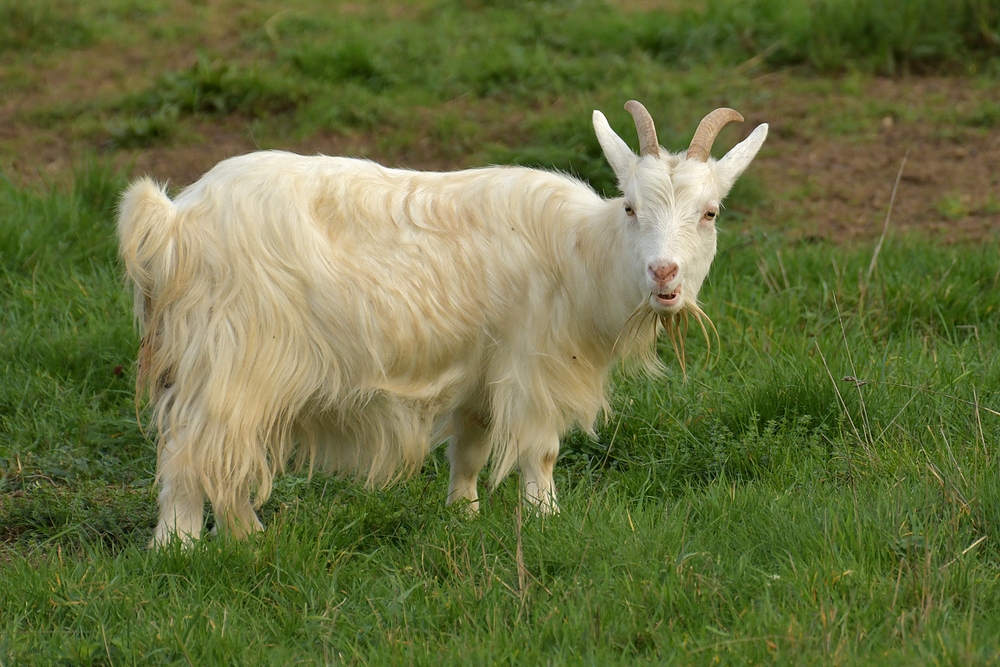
[564,198,651,361]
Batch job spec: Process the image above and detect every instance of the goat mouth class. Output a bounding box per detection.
[653,285,681,308]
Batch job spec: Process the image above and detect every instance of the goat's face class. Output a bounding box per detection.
[618,158,721,314]
[593,102,768,315]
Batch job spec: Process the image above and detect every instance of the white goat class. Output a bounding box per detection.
[118,101,767,546]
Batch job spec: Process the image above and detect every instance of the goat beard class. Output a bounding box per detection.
[614,300,719,379]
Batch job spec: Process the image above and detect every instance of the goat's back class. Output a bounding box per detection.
[121,151,609,428]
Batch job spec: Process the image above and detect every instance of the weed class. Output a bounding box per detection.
[290,41,391,90]
[119,52,303,120]
[935,193,972,220]
[637,0,1000,74]
[0,0,91,52]
[962,101,1000,128]
[105,106,179,148]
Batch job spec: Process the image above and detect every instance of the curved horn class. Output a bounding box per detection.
[686,108,744,162]
[624,100,659,157]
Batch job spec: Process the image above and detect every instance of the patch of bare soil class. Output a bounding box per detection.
[758,127,1000,243]
[745,76,1000,243]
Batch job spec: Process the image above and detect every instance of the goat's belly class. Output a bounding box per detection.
[300,382,464,484]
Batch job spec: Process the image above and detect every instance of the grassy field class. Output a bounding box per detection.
[3,0,1000,664]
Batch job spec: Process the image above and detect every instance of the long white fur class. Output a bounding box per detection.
[118,104,767,546]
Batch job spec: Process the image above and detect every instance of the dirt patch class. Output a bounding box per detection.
[745,76,1000,243]
[756,125,1000,243]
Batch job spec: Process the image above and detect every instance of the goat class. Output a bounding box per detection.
[117,101,767,546]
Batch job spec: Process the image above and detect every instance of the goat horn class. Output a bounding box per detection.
[624,100,659,157]
[686,108,744,162]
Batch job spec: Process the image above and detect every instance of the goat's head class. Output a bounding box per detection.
[593,101,767,318]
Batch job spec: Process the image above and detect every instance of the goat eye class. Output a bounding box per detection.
[624,204,635,217]
[704,209,717,220]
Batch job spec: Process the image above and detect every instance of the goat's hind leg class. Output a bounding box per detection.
[212,492,264,539]
[151,436,206,547]
[447,411,492,512]
[519,430,560,514]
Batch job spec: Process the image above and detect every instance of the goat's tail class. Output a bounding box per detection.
[118,178,182,407]
[117,178,178,321]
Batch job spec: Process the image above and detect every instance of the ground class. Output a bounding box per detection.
[3,3,1000,664]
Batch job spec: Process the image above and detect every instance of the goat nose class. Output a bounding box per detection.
[649,262,678,285]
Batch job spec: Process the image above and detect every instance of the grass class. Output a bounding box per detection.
[637,0,1000,75]
[22,0,989,170]
[0,0,92,52]
[2,164,1000,664]
[2,0,1000,663]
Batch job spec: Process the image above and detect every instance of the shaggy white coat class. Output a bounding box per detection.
[118,104,767,545]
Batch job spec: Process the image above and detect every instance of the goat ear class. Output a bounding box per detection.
[593,110,636,185]
[715,123,768,195]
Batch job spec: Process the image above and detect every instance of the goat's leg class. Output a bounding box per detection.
[447,412,492,511]
[151,436,206,547]
[213,492,264,539]
[519,431,560,514]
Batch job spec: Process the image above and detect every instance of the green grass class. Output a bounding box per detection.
[10,0,994,196]
[637,0,1000,75]
[3,0,1000,663]
[2,164,1000,664]
[77,0,999,159]
[0,0,92,52]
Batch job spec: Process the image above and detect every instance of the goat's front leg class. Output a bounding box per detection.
[151,436,206,547]
[447,411,492,512]
[519,431,560,514]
